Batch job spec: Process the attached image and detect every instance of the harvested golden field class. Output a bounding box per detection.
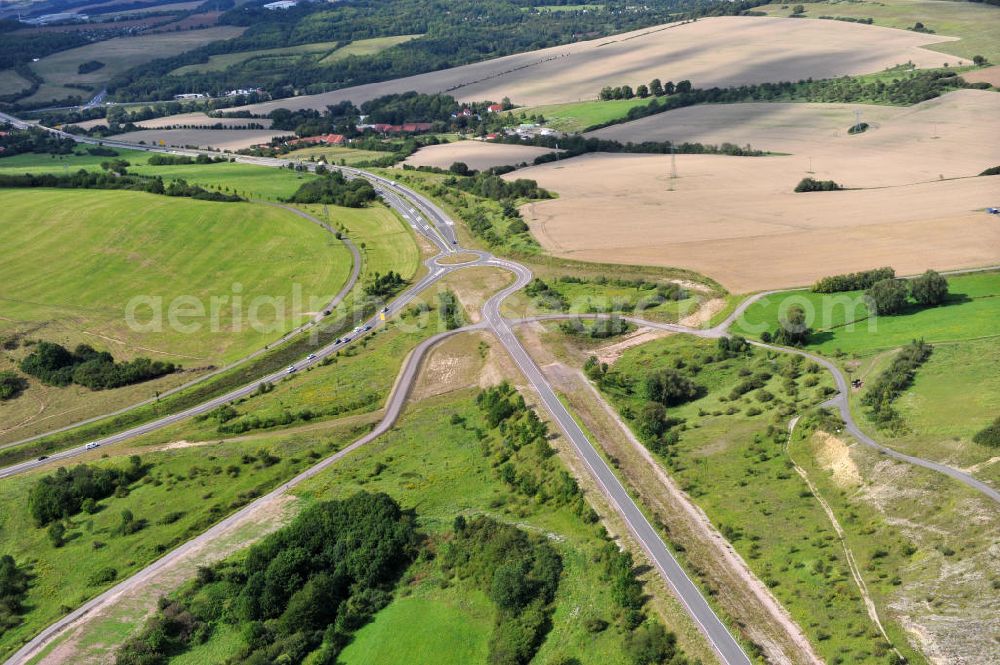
[109,128,291,151]
[590,89,1000,186]
[514,92,1000,292]
[963,65,1000,87]
[403,140,556,171]
[73,112,274,131]
[234,16,959,114]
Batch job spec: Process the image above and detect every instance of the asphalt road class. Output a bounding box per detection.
[5,111,995,664]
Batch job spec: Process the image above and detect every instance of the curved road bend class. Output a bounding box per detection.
[2,323,482,665]
[511,314,1000,505]
[0,202,362,453]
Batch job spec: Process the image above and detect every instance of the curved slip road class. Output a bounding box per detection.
[8,109,995,665]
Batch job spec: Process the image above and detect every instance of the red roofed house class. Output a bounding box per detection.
[487,104,503,113]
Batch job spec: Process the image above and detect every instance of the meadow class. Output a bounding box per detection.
[755,0,1000,62]
[513,98,650,132]
[317,34,422,65]
[0,197,418,456]
[599,334,927,664]
[0,150,318,200]
[170,40,341,75]
[24,26,244,105]
[0,423,363,661]
[731,271,1000,355]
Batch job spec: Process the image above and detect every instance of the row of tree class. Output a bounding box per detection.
[813,267,896,293]
[861,339,933,427]
[20,341,177,391]
[865,270,949,316]
[599,78,693,101]
[585,70,982,133]
[0,171,242,202]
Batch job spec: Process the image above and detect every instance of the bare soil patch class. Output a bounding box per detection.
[403,141,557,171]
[109,128,291,151]
[233,16,958,114]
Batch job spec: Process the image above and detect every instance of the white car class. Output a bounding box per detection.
[286,366,297,374]
[85,442,100,450]
[307,353,317,360]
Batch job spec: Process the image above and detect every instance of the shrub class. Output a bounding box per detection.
[812,267,895,293]
[0,371,27,401]
[87,566,118,586]
[972,416,1000,447]
[794,177,842,192]
[909,269,949,306]
[865,279,909,315]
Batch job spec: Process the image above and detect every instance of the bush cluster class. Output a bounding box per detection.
[20,341,176,391]
[861,339,933,427]
[813,267,895,293]
[116,492,418,665]
[28,456,148,526]
[0,371,28,401]
[973,416,1000,447]
[284,171,376,206]
[794,177,843,192]
[442,516,561,665]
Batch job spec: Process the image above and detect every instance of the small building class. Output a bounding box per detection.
[263,0,297,9]
[173,93,207,100]
[486,104,503,114]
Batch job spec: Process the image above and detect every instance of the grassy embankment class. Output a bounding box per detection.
[731,271,1000,473]
[598,334,927,664]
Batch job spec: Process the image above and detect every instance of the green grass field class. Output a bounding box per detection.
[289,388,651,665]
[170,40,340,76]
[600,335,926,664]
[0,150,318,200]
[0,423,363,661]
[24,27,244,105]
[339,586,493,665]
[0,189,350,364]
[511,97,650,132]
[731,271,1000,355]
[0,68,32,97]
[317,34,422,65]
[284,145,391,166]
[755,0,1000,62]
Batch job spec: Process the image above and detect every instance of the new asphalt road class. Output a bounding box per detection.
[3,110,996,665]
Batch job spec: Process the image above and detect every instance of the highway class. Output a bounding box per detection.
[0,111,754,664]
[4,110,996,664]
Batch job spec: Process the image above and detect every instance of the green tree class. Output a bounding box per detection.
[625,621,679,665]
[866,278,909,315]
[649,78,664,96]
[637,401,668,439]
[909,269,948,306]
[636,84,649,98]
[774,305,810,346]
[47,522,66,547]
